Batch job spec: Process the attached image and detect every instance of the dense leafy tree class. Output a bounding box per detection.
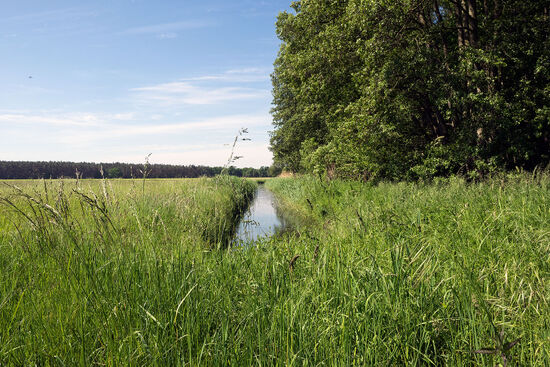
[271,0,549,180]
[271,0,361,172]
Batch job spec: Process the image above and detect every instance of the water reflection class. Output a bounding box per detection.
[233,186,289,245]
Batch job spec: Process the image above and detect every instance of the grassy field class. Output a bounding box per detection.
[265,174,549,366]
[0,174,548,365]
[0,176,256,365]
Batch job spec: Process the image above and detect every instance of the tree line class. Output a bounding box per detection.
[0,161,275,179]
[270,0,549,180]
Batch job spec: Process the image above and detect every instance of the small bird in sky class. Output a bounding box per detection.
[28,76,32,79]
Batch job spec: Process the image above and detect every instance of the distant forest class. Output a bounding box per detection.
[0,161,274,180]
[270,0,549,180]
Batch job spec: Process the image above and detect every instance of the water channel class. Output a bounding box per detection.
[233,185,291,245]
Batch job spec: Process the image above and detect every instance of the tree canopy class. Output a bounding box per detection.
[270,0,549,180]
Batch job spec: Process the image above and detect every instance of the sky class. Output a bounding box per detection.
[0,0,292,168]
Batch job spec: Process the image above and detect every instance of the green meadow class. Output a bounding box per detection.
[0,174,548,365]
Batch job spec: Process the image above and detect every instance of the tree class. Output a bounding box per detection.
[268,164,283,177]
[270,0,360,172]
[271,0,549,180]
[107,167,122,178]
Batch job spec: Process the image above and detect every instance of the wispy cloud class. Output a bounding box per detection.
[0,140,272,167]
[59,113,271,144]
[119,114,268,136]
[0,111,138,129]
[0,110,270,143]
[131,82,269,106]
[158,32,178,39]
[0,112,104,127]
[183,68,270,83]
[120,20,213,36]
[132,142,273,167]
[130,68,270,106]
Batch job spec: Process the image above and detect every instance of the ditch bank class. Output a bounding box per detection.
[200,176,256,247]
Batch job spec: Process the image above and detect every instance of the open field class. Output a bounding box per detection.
[0,174,548,365]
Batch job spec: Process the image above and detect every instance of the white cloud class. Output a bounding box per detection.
[133,82,195,94]
[131,81,269,106]
[130,68,271,106]
[0,110,273,167]
[0,65,275,167]
[0,109,271,141]
[57,113,271,144]
[158,32,177,39]
[183,68,270,83]
[226,67,267,75]
[110,112,136,120]
[0,113,103,127]
[120,20,213,36]
[0,111,137,128]
[105,142,223,153]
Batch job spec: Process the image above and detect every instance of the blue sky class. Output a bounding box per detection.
[0,0,291,168]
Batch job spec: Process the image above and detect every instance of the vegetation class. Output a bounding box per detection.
[0,177,255,365]
[265,174,549,365]
[271,0,549,180]
[0,160,272,179]
[1,3,548,364]
[0,174,547,365]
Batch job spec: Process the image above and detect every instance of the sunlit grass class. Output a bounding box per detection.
[265,174,549,365]
[0,174,548,365]
[0,176,255,365]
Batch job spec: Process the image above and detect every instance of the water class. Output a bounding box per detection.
[233,186,290,245]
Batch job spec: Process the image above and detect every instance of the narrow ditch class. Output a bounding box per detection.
[232,185,292,245]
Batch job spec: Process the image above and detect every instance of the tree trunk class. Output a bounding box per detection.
[466,0,478,47]
[455,1,466,46]
[453,0,478,48]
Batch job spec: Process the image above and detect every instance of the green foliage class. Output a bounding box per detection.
[270,0,360,172]
[107,166,122,178]
[271,0,550,180]
[267,163,283,177]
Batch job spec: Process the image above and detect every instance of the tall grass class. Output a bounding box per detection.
[0,174,548,365]
[265,174,549,365]
[0,177,255,365]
